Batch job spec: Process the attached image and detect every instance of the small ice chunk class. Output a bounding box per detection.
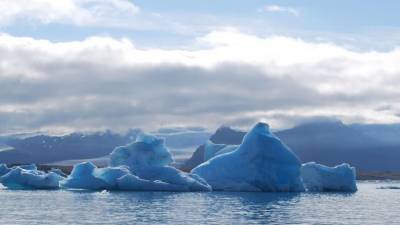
[301,162,357,192]
[0,167,63,189]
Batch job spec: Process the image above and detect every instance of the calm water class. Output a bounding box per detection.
[0,182,399,225]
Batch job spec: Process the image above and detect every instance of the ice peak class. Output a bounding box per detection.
[135,132,165,146]
[251,122,271,134]
[110,132,173,168]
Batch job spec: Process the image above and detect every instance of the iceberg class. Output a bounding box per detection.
[203,141,238,161]
[127,166,211,191]
[18,164,38,170]
[61,162,116,190]
[49,168,67,177]
[301,162,357,192]
[116,169,210,192]
[110,133,173,169]
[180,126,245,172]
[110,133,211,191]
[192,122,305,192]
[62,133,211,191]
[0,123,359,193]
[203,141,227,161]
[0,165,63,189]
[116,174,188,191]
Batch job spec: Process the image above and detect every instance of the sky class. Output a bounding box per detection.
[1,0,400,134]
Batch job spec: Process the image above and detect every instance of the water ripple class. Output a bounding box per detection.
[0,182,399,225]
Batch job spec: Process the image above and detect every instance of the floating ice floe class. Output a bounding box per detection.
[62,133,211,191]
[301,162,357,192]
[0,165,63,189]
[192,122,305,192]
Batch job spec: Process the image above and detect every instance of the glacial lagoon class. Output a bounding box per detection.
[0,181,399,225]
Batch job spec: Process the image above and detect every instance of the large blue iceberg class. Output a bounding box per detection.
[301,162,357,192]
[62,133,211,191]
[192,122,305,192]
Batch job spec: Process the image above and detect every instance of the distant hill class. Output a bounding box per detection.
[277,121,400,171]
[0,130,140,164]
[181,121,400,172]
[350,123,400,145]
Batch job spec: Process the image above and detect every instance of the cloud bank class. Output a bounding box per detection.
[1,30,400,133]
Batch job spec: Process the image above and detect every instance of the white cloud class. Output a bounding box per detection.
[0,30,400,133]
[0,0,221,36]
[0,0,139,27]
[262,5,299,16]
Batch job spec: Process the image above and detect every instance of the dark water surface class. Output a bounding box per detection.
[0,182,399,225]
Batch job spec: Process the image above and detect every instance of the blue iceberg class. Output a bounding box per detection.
[203,141,238,161]
[110,133,174,168]
[18,164,38,170]
[49,168,67,177]
[62,133,211,191]
[0,165,63,189]
[1,122,358,193]
[61,162,118,190]
[192,122,305,192]
[301,162,357,192]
